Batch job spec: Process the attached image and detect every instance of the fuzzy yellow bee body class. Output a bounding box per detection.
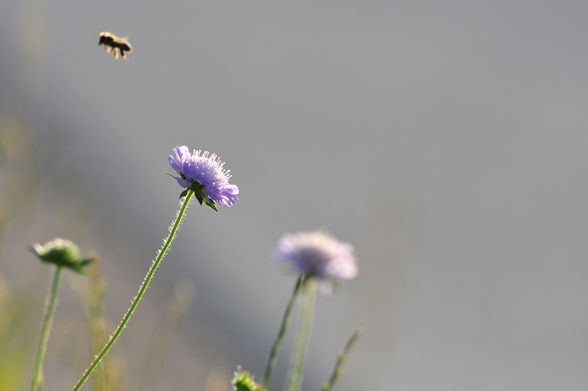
[98,32,132,60]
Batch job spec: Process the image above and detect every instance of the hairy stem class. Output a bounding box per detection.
[29,265,62,391]
[321,331,361,391]
[71,190,194,391]
[261,275,303,388]
[284,277,317,391]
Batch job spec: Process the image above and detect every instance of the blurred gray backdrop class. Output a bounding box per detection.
[1,0,588,390]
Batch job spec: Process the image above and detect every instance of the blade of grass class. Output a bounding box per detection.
[321,331,361,391]
[260,275,303,388]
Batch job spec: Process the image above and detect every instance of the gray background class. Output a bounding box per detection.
[1,0,588,390]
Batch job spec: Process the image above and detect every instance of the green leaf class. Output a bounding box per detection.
[179,189,189,199]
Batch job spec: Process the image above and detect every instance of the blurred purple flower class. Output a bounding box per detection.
[169,146,239,208]
[275,231,358,280]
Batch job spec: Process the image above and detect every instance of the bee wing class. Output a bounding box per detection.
[122,39,132,52]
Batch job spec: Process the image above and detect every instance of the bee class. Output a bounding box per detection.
[98,32,132,60]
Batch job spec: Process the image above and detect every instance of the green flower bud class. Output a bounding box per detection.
[30,238,94,274]
[232,368,263,391]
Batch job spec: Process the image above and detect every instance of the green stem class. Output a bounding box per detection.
[284,277,317,391]
[71,190,194,391]
[29,265,62,391]
[260,275,303,388]
[321,331,361,391]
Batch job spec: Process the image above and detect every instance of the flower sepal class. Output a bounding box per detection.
[29,238,94,275]
[320,278,341,295]
[178,182,219,212]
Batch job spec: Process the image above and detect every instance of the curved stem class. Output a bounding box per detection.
[284,277,317,391]
[261,275,303,388]
[71,190,194,391]
[321,331,361,391]
[29,265,62,391]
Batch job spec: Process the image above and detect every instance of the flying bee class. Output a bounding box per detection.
[98,32,132,60]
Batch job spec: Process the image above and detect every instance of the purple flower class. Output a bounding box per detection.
[168,146,239,208]
[275,231,358,280]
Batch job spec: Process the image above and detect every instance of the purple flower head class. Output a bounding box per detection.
[168,146,239,209]
[275,231,358,281]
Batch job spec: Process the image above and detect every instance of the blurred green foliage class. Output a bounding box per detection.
[0,106,201,391]
[0,276,31,391]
